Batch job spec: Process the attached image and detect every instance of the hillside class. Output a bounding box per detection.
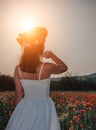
[76,73,96,83]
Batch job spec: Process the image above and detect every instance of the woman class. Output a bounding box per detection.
[6,27,68,130]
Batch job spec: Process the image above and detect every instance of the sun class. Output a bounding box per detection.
[20,16,41,32]
[22,19,33,32]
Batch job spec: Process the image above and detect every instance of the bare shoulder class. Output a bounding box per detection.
[14,65,18,73]
[14,65,20,77]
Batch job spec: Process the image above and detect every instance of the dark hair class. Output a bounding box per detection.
[16,27,48,73]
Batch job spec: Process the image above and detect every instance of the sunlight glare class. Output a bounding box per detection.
[20,16,41,32]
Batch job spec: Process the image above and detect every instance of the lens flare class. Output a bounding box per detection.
[20,16,41,32]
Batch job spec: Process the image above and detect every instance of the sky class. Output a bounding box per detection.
[0,0,96,76]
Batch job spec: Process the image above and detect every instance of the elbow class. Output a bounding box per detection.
[62,65,68,72]
[56,65,68,74]
[15,92,23,102]
[15,96,22,105]
[65,65,68,71]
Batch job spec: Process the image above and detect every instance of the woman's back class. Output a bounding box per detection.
[18,63,50,98]
[18,62,51,80]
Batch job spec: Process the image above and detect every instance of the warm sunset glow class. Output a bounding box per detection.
[20,16,41,32]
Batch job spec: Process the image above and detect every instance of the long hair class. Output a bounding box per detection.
[17,27,48,73]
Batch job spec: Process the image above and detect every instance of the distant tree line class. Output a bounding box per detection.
[0,74,15,91]
[0,74,96,91]
[50,76,96,91]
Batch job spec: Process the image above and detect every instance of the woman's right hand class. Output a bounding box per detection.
[43,50,68,74]
[42,50,53,59]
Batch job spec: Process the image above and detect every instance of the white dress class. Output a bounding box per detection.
[6,63,61,130]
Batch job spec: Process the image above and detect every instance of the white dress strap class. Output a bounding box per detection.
[38,63,44,80]
[18,67,23,79]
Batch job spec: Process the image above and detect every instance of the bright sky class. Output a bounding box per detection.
[0,0,96,76]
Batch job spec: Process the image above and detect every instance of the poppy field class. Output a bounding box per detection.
[0,91,96,130]
[50,91,96,130]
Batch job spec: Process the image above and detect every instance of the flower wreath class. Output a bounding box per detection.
[16,27,48,48]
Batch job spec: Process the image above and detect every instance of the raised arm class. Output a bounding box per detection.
[43,51,68,74]
[14,66,23,106]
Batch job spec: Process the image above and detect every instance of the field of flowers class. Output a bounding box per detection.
[0,91,96,130]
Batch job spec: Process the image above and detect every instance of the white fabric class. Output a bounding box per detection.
[6,65,61,130]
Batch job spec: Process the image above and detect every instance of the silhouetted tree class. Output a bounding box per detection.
[0,74,15,91]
